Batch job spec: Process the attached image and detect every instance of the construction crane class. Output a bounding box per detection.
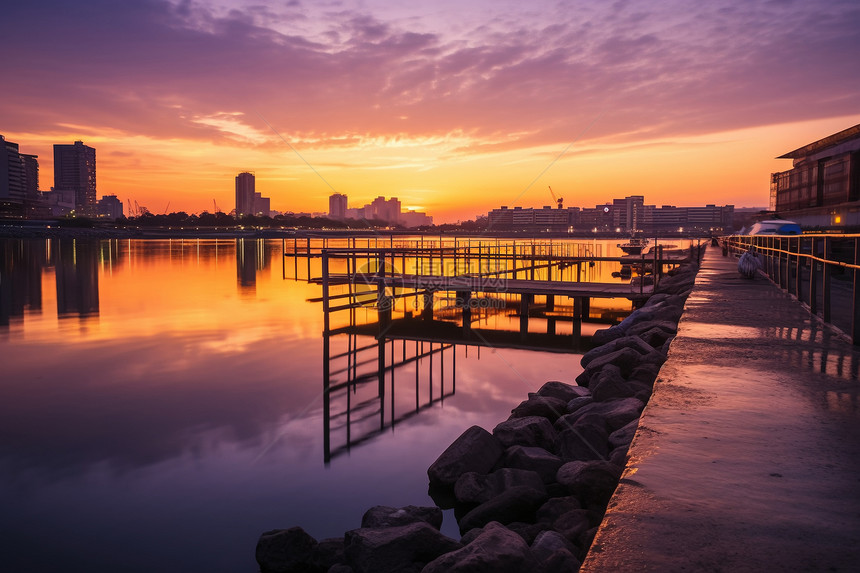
[548,186,563,209]
[213,199,220,214]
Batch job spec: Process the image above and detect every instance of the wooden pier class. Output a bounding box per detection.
[283,237,695,345]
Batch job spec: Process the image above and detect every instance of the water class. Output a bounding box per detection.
[0,236,648,572]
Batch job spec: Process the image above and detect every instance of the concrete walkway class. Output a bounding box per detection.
[581,246,860,572]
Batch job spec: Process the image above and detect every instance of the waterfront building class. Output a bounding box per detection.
[399,210,433,228]
[771,123,860,227]
[235,172,271,217]
[97,195,124,220]
[54,140,96,216]
[328,193,347,220]
[486,196,732,233]
[1,135,41,217]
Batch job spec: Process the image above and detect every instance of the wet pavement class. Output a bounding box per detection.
[581,245,860,572]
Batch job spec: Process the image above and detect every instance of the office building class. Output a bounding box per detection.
[1,135,40,217]
[235,172,271,217]
[328,193,347,220]
[97,195,124,220]
[54,140,97,216]
[771,123,860,227]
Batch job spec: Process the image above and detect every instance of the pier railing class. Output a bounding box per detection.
[721,233,860,344]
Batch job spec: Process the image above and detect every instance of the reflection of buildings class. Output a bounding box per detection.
[235,172,271,217]
[55,240,100,318]
[53,140,97,216]
[0,240,46,327]
[236,238,269,290]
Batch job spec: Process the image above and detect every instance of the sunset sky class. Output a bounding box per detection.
[2,0,859,222]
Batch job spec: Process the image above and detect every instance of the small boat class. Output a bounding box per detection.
[617,237,649,255]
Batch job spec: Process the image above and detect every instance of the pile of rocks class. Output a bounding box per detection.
[256,252,701,573]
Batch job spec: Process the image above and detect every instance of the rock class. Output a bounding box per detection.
[535,495,582,524]
[580,335,656,368]
[505,521,549,545]
[454,468,546,505]
[557,460,623,505]
[566,395,593,413]
[629,363,662,386]
[343,522,461,573]
[492,416,559,452]
[609,419,639,450]
[557,424,610,462]
[361,506,443,530]
[256,527,318,573]
[531,529,583,571]
[552,509,593,544]
[422,522,540,573]
[428,426,504,488]
[661,336,675,355]
[312,538,346,572]
[458,486,549,534]
[509,395,569,422]
[588,364,637,402]
[501,445,564,483]
[535,381,590,402]
[555,398,644,432]
[590,324,625,347]
[581,347,644,378]
[626,319,678,339]
[327,565,354,573]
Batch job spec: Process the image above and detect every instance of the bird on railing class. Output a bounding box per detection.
[738,247,761,279]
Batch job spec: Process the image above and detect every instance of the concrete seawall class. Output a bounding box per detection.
[581,246,860,571]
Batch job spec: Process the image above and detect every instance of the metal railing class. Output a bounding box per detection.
[721,233,860,344]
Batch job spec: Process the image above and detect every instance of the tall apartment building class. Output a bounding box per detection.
[235,172,271,217]
[328,193,347,220]
[1,135,41,217]
[54,140,96,216]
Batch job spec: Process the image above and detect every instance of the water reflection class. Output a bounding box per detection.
[237,238,270,291]
[1,239,46,327]
[55,240,100,318]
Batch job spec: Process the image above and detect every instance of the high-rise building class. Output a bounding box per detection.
[1,135,27,216]
[329,193,347,220]
[54,140,96,216]
[235,172,271,217]
[235,172,255,217]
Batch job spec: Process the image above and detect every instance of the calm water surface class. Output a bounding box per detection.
[0,237,647,572]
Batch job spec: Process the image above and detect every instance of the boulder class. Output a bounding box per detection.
[458,486,549,534]
[535,495,582,524]
[557,460,623,505]
[256,527,318,573]
[312,538,346,572]
[555,398,644,432]
[509,395,569,422]
[454,468,546,505]
[343,522,461,573]
[531,530,582,572]
[587,364,636,402]
[361,506,443,530]
[580,347,644,378]
[566,395,593,413]
[422,522,539,573]
[493,416,559,452]
[557,424,610,462]
[590,324,625,347]
[552,509,593,544]
[428,426,504,488]
[535,381,590,402]
[501,445,564,483]
[609,419,639,450]
[505,521,549,545]
[580,335,655,368]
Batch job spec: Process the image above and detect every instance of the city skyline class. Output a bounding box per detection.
[1,1,859,223]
